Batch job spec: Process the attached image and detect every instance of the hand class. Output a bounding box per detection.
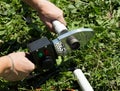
[2,52,35,81]
[38,0,66,32]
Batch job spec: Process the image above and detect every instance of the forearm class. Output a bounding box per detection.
[22,0,66,31]
[0,56,11,77]
[22,0,49,13]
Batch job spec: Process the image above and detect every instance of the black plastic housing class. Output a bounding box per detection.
[27,37,58,71]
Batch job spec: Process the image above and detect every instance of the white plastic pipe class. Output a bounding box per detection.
[73,69,94,91]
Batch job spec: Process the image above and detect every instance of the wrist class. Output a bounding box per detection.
[22,0,50,12]
[35,0,50,13]
[0,56,12,77]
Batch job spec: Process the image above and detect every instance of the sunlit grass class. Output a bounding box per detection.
[0,0,120,91]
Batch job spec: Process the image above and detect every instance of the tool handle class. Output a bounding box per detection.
[52,20,68,35]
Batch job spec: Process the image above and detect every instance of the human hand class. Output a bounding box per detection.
[2,52,35,81]
[38,0,66,32]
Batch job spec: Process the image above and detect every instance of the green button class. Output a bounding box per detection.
[38,51,44,58]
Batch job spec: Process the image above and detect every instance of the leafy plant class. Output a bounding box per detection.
[0,0,120,91]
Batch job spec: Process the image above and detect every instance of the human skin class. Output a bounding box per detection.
[0,0,66,81]
[22,0,66,32]
[0,52,35,81]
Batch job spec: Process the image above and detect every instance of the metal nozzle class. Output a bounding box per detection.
[66,36,80,50]
[52,20,80,50]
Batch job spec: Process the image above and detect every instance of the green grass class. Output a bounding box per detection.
[0,0,120,91]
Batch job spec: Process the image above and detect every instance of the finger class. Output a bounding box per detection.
[45,21,52,30]
[39,14,55,32]
[17,52,26,57]
[45,21,56,32]
[57,16,67,26]
[24,57,35,72]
